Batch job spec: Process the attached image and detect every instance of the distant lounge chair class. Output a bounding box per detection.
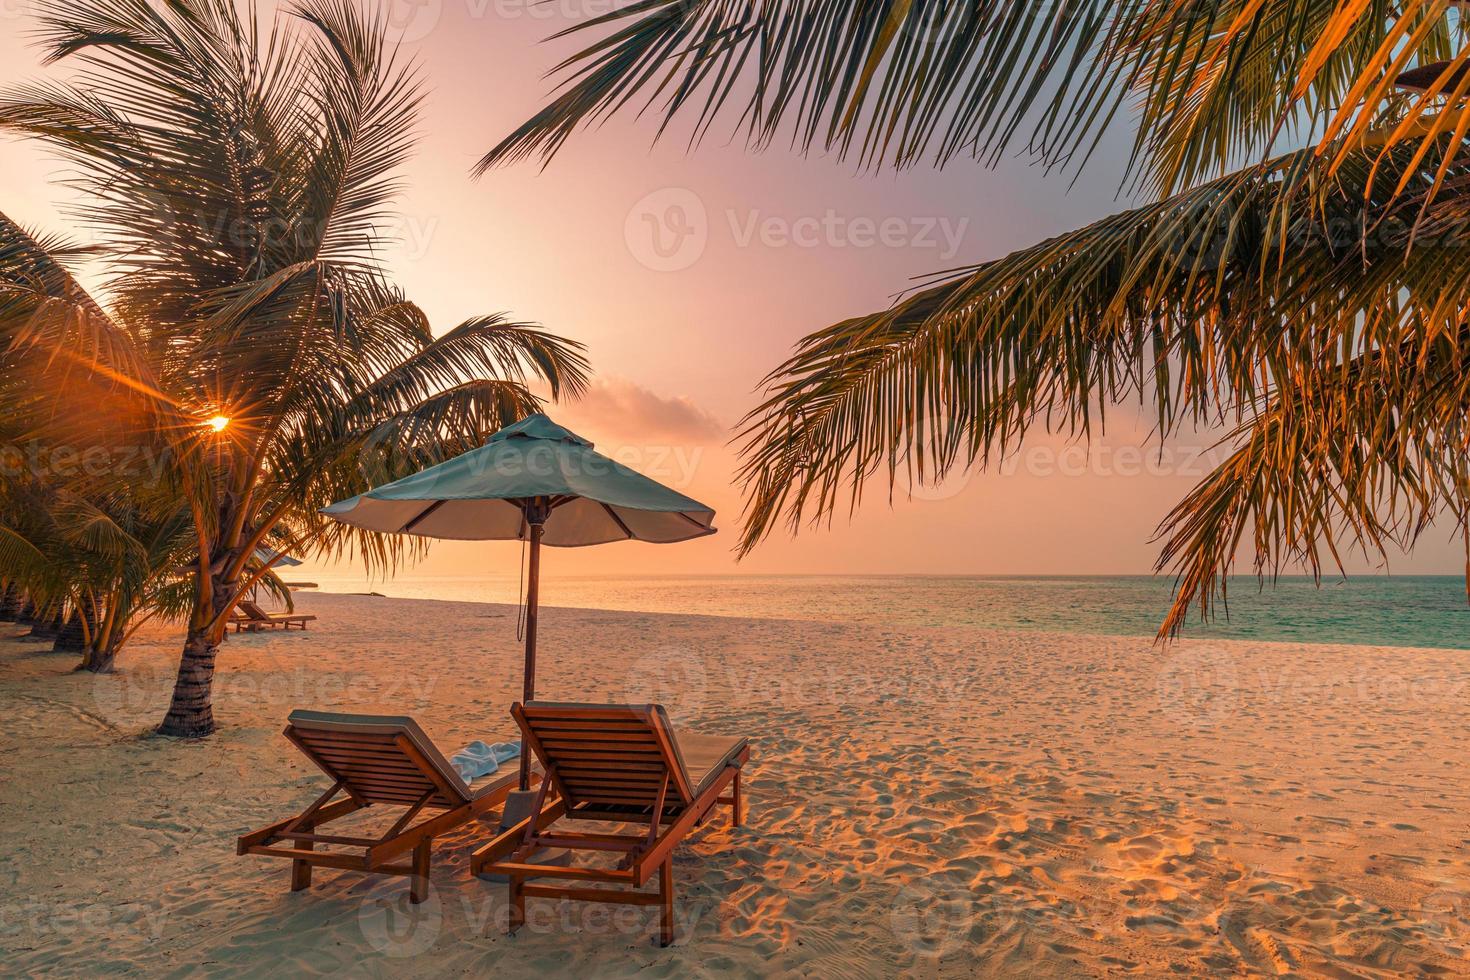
[230,598,316,632]
[470,701,750,946]
[238,711,526,903]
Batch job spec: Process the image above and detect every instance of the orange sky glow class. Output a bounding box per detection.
[0,1,1461,584]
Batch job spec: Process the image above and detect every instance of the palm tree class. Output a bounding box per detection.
[0,0,589,735]
[479,1,1470,633]
[1,219,206,672]
[0,475,196,671]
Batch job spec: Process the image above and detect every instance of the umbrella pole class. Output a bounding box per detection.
[519,517,543,790]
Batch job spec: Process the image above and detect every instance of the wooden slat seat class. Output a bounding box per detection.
[238,710,528,903]
[470,701,750,946]
[231,599,317,632]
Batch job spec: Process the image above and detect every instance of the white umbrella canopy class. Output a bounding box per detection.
[322,413,717,787]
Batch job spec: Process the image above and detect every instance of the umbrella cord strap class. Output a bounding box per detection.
[515,534,527,642]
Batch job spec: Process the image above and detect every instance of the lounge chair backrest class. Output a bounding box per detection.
[285,710,471,809]
[238,599,270,620]
[516,701,695,811]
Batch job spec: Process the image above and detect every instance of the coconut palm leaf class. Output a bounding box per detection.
[480,1,1469,201]
[355,315,591,410]
[735,136,1470,629]
[1154,328,1470,635]
[477,0,1119,174]
[288,0,425,270]
[0,525,55,599]
[51,494,150,565]
[0,0,589,733]
[0,212,140,381]
[477,0,1470,631]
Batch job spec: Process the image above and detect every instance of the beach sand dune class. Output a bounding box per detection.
[3,592,1468,976]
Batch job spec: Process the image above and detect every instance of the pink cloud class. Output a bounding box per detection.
[559,376,726,445]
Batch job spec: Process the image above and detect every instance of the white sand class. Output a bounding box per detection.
[3,591,1468,976]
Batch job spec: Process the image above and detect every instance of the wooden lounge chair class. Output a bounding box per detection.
[238,710,525,903]
[231,598,316,632]
[470,701,750,946]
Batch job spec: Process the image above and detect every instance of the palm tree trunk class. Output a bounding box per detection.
[158,572,232,738]
[53,606,89,653]
[84,640,120,674]
[80,595,120,673]
[0,584,21,621]
[92,598,122,672]
[157,626,219,736]
[25,608,63,640]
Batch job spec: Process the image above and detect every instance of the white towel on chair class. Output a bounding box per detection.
[449,740,520,782]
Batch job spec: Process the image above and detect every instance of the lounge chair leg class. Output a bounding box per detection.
[508,874,525,934]
[658,859,674,947]
[409,839,431,904]
[291,840,313,892]
[731,770,742,827]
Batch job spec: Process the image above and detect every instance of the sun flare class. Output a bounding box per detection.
[205,415,231,433]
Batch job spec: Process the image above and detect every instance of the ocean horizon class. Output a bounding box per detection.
[300,573,1470,651]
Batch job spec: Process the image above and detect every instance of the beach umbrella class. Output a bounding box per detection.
[321,413,716,788]
[254,548,303,568]
[246,548,303,602]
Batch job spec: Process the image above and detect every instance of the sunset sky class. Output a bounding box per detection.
[0,1,1461,582]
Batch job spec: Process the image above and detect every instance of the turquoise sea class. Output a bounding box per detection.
[310,574,1470,651]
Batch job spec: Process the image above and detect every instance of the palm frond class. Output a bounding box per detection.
[0,525,57,600]
[479,0,1125,175]
[1154,329,1470,635]
[287,0,425,270]
[52,494,150,565]
[0,0,592,723]
[356,315,590,411]
[480,0,1470,203]
[736,136,1470,628]
[0,210,139,376]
